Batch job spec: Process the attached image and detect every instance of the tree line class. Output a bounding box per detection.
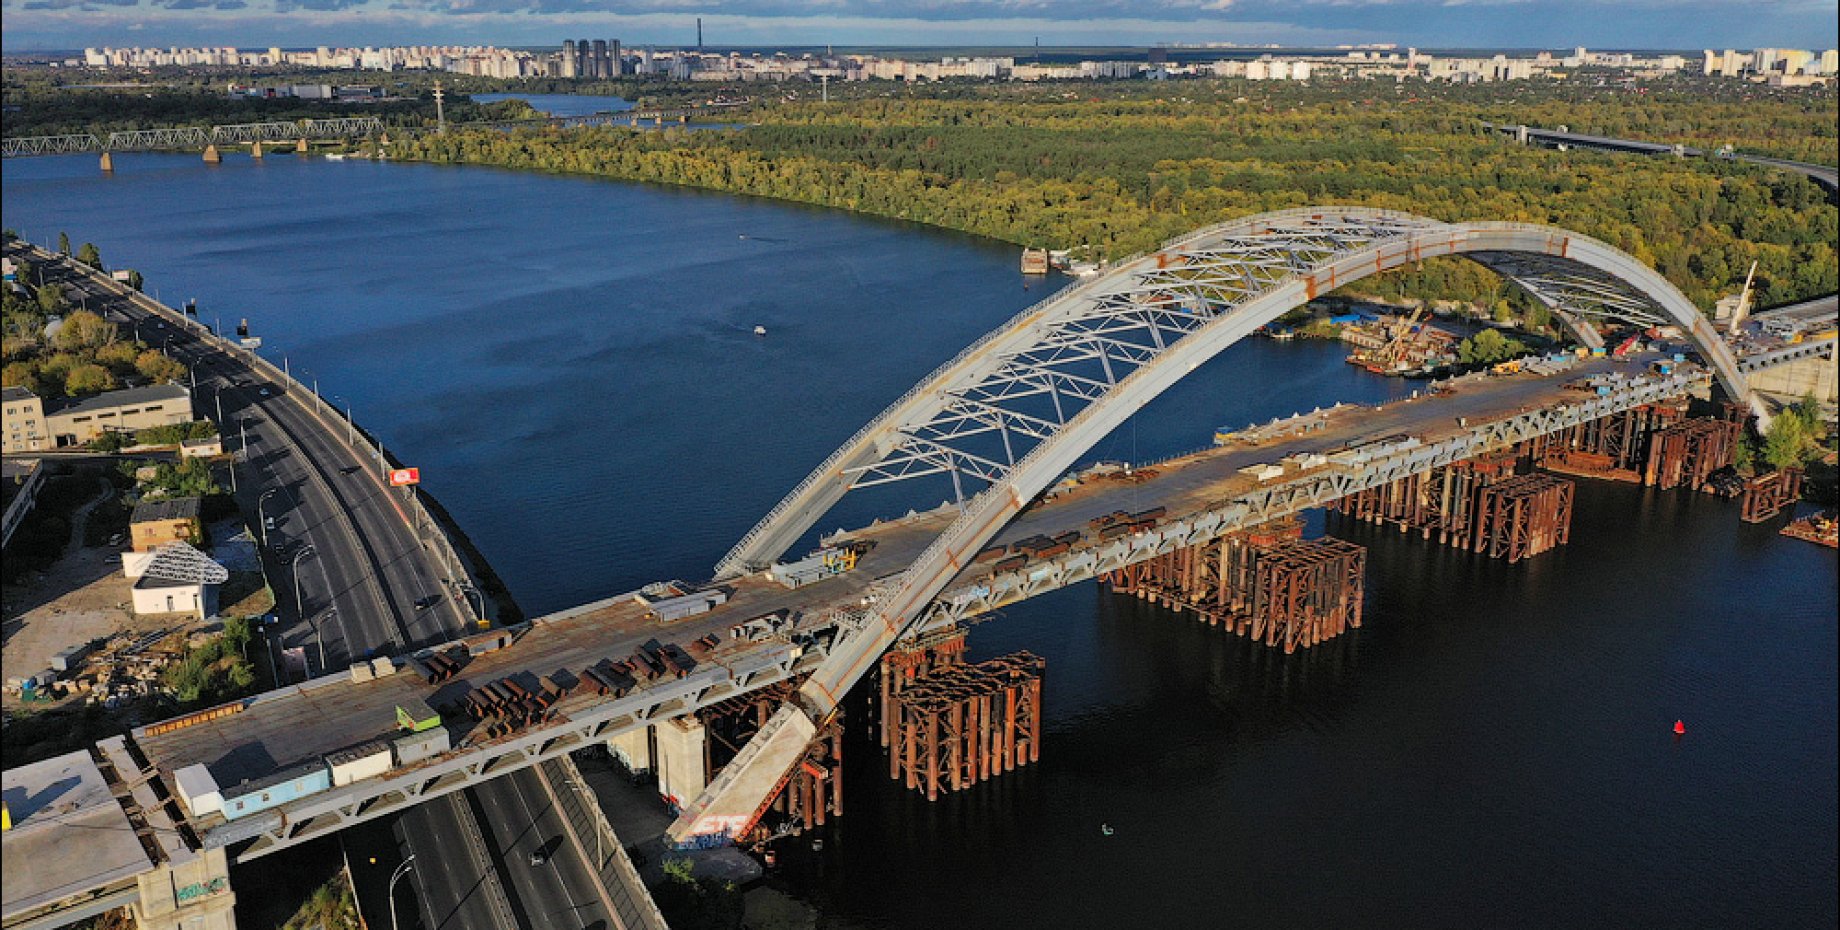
[391,85,1836,312]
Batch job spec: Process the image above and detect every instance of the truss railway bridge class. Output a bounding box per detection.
[3,207,1833,930]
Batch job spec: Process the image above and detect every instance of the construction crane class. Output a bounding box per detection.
[1370,304,1431,370]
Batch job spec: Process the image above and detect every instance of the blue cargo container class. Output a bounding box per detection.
[220,760,332,820]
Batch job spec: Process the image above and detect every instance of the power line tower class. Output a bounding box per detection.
[432,80,447,134]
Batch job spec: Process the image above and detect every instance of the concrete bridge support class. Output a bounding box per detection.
[132,847,236,930]
[607,727,653,776]
[654,718,709,811]
[250,141,263,159]
[99,151,113,173]
[201,144,220,164]
[296,138,308,154]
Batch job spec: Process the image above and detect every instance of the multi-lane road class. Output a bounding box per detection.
[9,242,630,930]
[9,241,466,670]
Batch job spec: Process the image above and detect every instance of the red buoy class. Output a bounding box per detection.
[1673,720,1686,735]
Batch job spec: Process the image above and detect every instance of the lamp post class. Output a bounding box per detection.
[257,489,279,550]
[387,855,416,930]
[312,606,335,672]
[565,774,608,869]
[290,543,316,624]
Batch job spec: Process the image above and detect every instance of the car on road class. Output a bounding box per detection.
[413,595,441,610]
[258,386,271,397]
[529,850,548,867]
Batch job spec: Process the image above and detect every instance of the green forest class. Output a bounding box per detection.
[393,83,1837,310]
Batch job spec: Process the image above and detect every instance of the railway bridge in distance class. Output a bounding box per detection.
[3,207,1832,930]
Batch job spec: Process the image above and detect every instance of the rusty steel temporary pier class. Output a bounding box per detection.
[1102,518,1366,652]
[1740,468,1805,523]
[886,653,1045,802]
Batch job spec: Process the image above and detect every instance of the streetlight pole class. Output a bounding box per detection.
[257,489,278,550]
[566,776,606,869]
[313,606,335,671]
[388,856,416,930]
[291,544,316,625]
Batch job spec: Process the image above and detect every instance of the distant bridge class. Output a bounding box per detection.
[1482,122,1839,195]
[2,103,745,158]
[1,117,386,157]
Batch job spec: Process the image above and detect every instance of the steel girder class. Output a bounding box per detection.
[916,370,1702,629]
[1738,338,1836,373]
[192,639,821,862]
[1,134,103,157]
[715,206,1754,581]
[2,118,386,158]
[103,127,211,151]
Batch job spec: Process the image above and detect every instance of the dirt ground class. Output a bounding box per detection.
[0,541,175,705]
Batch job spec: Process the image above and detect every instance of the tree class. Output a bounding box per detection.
[36,283,65,315]
[136,349,186,383]
[1456,328,1529,366]
[64,362,116,395]
[127,270,144,292]
[57,232,70,255]
[76,243,101,268]
[52,310,118,351]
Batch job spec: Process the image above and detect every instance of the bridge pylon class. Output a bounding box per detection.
[296,138,308,154]
[100,151,114,173]
[202,144,221,164]
[251,141,263,159]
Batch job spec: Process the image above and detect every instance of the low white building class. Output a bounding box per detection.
[126,542,228,619]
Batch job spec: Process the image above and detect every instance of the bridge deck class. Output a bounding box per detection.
[133,349,1682,815]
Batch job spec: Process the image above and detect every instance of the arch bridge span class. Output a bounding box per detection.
[672,206,1756,841]
[716,206,1752,582]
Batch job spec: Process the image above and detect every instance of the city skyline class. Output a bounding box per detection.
[2,1,1837,55]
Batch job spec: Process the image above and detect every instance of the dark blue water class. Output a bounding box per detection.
[469,93,632,116]
[4,153,1832,929]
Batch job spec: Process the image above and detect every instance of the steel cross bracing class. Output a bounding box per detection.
[198,639,824,861]
[844,214,1436,495]
[716,206,1756,582]
[3,118,387,157]
[1,133,103,157]
[103,127,210,151]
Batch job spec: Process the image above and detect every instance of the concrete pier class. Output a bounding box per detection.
[201,144,220,164]
[250,141,263,159]
[99,151,114,172]
[654,718,709,810]
[607,727,653,776]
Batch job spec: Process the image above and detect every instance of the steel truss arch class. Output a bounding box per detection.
[714,206,1754,581]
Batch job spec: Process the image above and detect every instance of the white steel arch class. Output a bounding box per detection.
[714,206,1753,581]
[670,207,1757,843]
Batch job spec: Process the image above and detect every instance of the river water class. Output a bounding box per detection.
[4,153,1833,929]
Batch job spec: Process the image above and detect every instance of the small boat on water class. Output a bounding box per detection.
[323,153,348,160]
[753,325,768,336]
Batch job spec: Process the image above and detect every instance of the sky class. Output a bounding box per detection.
[2,0,1836,54]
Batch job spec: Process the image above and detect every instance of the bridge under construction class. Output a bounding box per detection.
[2,206,1832,930]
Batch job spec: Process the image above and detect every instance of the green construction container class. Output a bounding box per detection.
[396,698,440,733]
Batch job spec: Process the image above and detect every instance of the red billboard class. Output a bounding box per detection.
[389,467,421,487]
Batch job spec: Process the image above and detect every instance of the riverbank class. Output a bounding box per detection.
[385,84,1838,311]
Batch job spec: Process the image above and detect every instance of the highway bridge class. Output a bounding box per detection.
[3,208,1831,929]
[1482,122,1839,194]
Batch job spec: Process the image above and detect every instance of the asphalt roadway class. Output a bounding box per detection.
[14,243,623,930]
